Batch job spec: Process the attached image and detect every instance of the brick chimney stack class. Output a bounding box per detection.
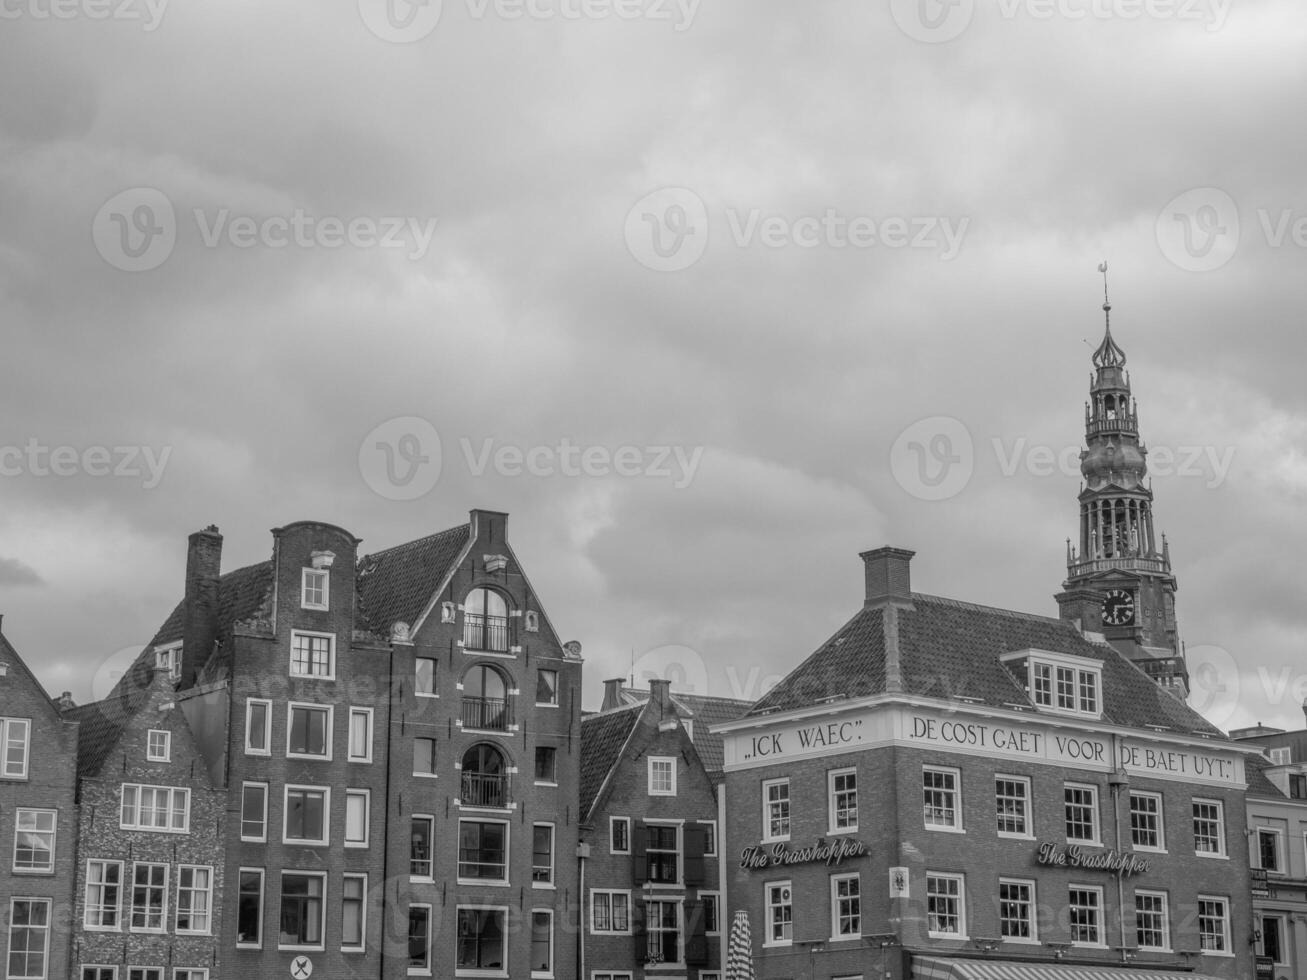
[649,678,673,712]
[181,525,223,690]
[860,547,916,609]
[1055,588,1104,636]
[601,678,626,712]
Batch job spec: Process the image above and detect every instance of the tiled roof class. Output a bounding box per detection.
[1245,755,1288,799]
[620,688,750,780]
[64,685,151,779]
[749,593,1224,737]
[357,524,470,632]
[0,631,60,717]
[579,702,642,820]
[147,560,274,649]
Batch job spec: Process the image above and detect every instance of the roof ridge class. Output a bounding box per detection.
[584,700,645,720]
[911,592,1069,625]
[359,523,469,560]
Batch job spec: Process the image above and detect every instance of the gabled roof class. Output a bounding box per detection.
[64,682,154,780]
[748,593,1224,737]
[357,524,470,632]
[617,687,750,780]
[1245,755,1289,800]
[0,630,63,720]
[579,702,643,821]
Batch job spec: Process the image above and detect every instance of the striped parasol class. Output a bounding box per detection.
[725,910,755,980]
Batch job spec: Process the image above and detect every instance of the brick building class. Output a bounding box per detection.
[0,626,79,980]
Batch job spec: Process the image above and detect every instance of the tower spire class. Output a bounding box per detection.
[1092,261,1127,368]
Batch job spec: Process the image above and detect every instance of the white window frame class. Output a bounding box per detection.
[120,784,190,833]
[348,707,373,763]
[12,808,56,873]
[454,904,510,977]
[456,818,511,884]
[926,872,966,939]
[998,877,1037,943]
[415,657,438,698]
[345,789,370,848]
[128,970,163,980]
[301,567,329,611]
[764,880,793,947]
[535,745,558,785]
[1269,746,1291,765]
[642,897,685,967]
[590,889,632,935]
[1064,782,1100,844]
[413,736,438,778]
[530,908,554,979]
[410,815,435,880]
[408,902,433,976]
[1134,889,1170,952]
[610,816,631,854]
[286,701,334,761]
[1129,791,1166,852]
[175,865,213,935]
[288,629,336,680]
[1193,798,1227,858]
[828,767,858,834]
[763,778,791,842]
[995,774,1032,839]
[1,716,31,779]
[342,873,368,953]
[84,859,124,931]
[244,698,271,756]
[1258,911,1289,966]
[7,898,51,980]
[173,971,208,980]
[129,861,169,933]
[700,819,718,856]
[82,967,119,980]
[643,819,683,887]
[532,822,555,887]
[592,974,633,980]
[1197,894,1231,955]
[1256,826,1284,873]
[923,766,963,832]
[1068,884,1105,948]
[535,668,559,706]
[146,730,171,763]
[1023,652,1102,718]
[236,867,264,949]
[648,756,676,796]
[830,872,861,941]
[277,869,327,951]
[153,642,182,683]
[240,782,268,842]
[283,785,331,846]
[701,890,720,935]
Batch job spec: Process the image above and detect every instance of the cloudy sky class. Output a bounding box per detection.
[2,0,1305,733]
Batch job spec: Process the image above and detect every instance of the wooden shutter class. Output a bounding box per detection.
[632,899,648,963]
[684,900,708,964]
[631,820,647,885]
[683,824,706,887]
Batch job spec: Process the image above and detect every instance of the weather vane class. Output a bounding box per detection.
[1098,260,1110,311]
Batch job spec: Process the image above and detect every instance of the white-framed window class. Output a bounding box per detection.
[1064,783,1099,843]
[829,768,858,833]
[416,657,437,698]
[648,756,676,796]
[535,746,558,784]
[348,707,373,763]
[1258,912,1288,966]
[121,785,190,832]
[130,862,168,932]
[82,967,118,980]
[643,821,681,885]
[1257,827,1284,872]
[287,702,333,760]
[700,819,718,856]
[998,878,1036,941]
[128,970,162,980]
[146,730,171,762]
[1,717,31,779]
[458,819,509,883]
[610,816,630,854]
[345,789,370,847]
[84,860,124,930]
[593,974,633,980]
[8,899,50,980]
[1130,792,1165,851]
[591,890,632,934]
[765,881,792,946]
[237,868,264,948]
[1193,799,1226,857]
[702,891,720,934]
[244,699,271,756]
[240,783,268,842]
[1197,895,1230,954]
[408,903,433,976]
[284,785,330,845]
[410,816,435,879]
[1269,746,1291,765]
[154,642,182,683]
[176,866,213,935]
[173,971,208,980]
[530,909,554,979]
[532,823,554,886]
[278,871,326,950]
[926,873,965,938]
[342,874,367,952]
[413,737,437,777]
[1134,890,1169,951]
[830,873,860,940]
[301,568,329,611]
[289,630,335,680]
[462,588,510,653]
[1068,885,1104,946]
[763,778,790,841]
[12,809,55,872]
[643,899,683,965]
[455,905,509,974]
[1027,654,1101,717]
[995,775,1032,838]
[923,767,962,831]
[536,669,559,705]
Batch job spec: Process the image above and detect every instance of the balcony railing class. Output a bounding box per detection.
[461,697,512,731]
[1067,555,1170,577]
[460,772,510,808]
[463,613,509,653]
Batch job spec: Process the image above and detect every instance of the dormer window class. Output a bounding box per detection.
[463,588,509,653]
[301,569,329,611]
[154,643,182,682]
[1005,650,1103,719]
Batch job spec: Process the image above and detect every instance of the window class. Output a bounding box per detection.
[129,968,162,980]
[648,756,676,796]
[702,892,719,933]
[461,743,508,806]
[461,664,511,731]
[535,746,557,783]
[408,904,432,975]
[645,823,679,884]
[1,717,31,778]
[1197,896,1229,954]
[1269,746,1291,765]
[82,969,117,980]
[592,890,631,934]
[701,820,717,856]
[85,860,123,929]
[1064,784,1099,843]
[7,899,49,979]
[120,785,189,832]
[924,767,962,830]
[536,669,558,705]
[1193,799,1226,856]
[532,824,554,884]
[459,820,508,881]
[998,879,1035,941]
[287,703,332,760]
[1135,891,1169,951]
[414,737,437,776]
[244,699,271,755]
[346,789,370,847]
[301,568,329,610]
[130,862,168,932]
[463,588,510,652]
[456,907,508,972]
[1068,886,1103,946]
[1257,828,1283,872]
[279,873,325,949]
[284,786,329,845]
[644,899,682,964]
[173,971,208,980]
[241,783,267,841]
[995,776,1031,837]
[410,816,434,877]
[926,873,965,938]
[348,707,373,763]
[611,817,630,854]
[1291,773,1307,798]
[176,866,212,934]
[289,630,334,678]
[146,730,171,762]
[829,768,858,832]
[342,874,366,951]
[531,910,553,978]
[763,779,790,840]
[237,869,263,947]
[154,643,181,682]
[416,657,437,697]
[765,882,792,945]
[1259,914,1287,965]
[593,974,632,980]
[831,874,860,939]
[13,809,55,872]
[1130,792,1164,850]
[1028,657,1101,716]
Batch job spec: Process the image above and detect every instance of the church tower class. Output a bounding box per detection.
[1058,268,1188,697]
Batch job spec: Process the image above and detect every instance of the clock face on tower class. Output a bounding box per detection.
[1102,588,1136,627]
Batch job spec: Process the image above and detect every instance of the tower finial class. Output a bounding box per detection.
[1098,260,1111,329]
[1091,262,1126,368]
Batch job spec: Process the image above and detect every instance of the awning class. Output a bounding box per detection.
[913,956,1226,980]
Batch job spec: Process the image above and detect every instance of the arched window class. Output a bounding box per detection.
[461,665,512,731]
[461,743,509,808]
[463,588,509,652]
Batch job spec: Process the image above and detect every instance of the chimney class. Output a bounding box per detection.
[181,525,223,690]
[860,547,915,609]
[601,678,626,712]
[1055,589,1103,636]
[56,691,76,712]
[650,678,673,712]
